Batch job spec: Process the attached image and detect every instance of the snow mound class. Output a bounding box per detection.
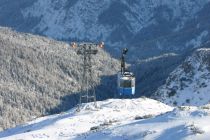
[79,104,210,140]
[0,98,172,140]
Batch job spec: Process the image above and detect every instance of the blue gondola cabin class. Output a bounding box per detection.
[118,71,135,96]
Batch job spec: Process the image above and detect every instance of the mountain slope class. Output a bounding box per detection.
[82,105,210,140]
[0,0,210,58]
[154,48,210,106]
[0,27,119,130]
[1,0,210,98]
[1,98,210,140]
[0,98,173,140]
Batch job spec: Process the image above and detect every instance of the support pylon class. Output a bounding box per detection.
[71,42,104,111]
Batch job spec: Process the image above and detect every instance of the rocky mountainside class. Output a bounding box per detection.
[154,47,210,106]
[0,27,119,130]
[0,0,210,59]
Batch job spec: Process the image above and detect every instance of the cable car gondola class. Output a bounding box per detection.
[118,48,135,97]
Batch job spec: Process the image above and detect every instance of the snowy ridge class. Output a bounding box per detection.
[83,105,210,140]
[154,48,210,106]
[137,53,179,64]
[2,98,210,140]
[0,98,172,139]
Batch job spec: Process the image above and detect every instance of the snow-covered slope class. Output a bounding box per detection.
[2,98,210,140]
[0,98,172,140]
[154,48,210,106]
[82,105,210,140]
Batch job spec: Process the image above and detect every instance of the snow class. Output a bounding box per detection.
[22,0,112,40]
[0,98,172,140]
[186,31,209,48]
[22,0,210,41]
[160,67,210,106]
[1,98,210,140]
[137,53,178,64]
[155,48,210,106]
